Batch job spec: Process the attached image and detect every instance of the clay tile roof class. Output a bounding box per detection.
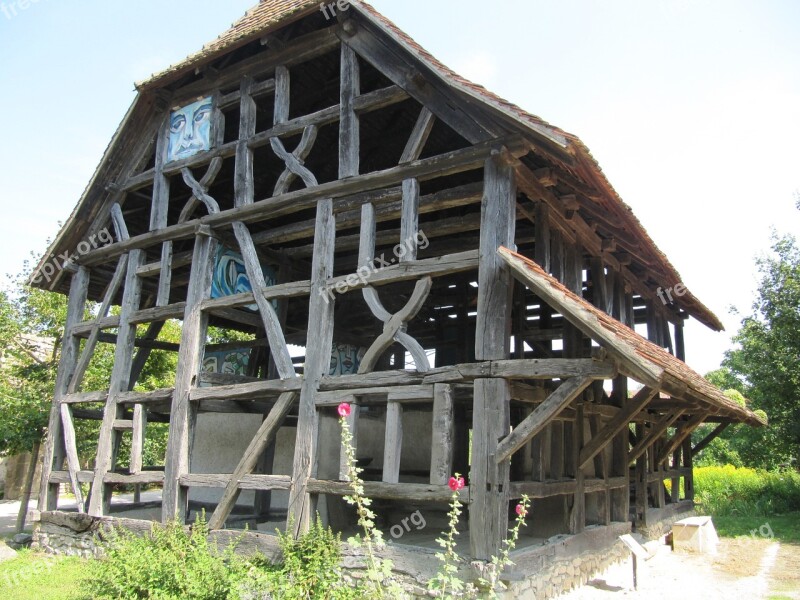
[137,0,320,90]
[498,247,765,427]
[134,1,723,332]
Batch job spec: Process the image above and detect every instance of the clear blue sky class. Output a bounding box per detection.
[1,0,798,375]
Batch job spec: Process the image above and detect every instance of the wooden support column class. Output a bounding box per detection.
[674,319,686,362]
[382,402,403,483]
[534,201,551,272]
[288,47,343,535]
[570,399,586,533]
[430,383,454,485]
[682,436,694,501]
[38,267,89,511]
[162,231,216,522]
[611,272,630,521]
[634,423,647,524]
[470,150,516,561]
[287,198,336,537]
[89,250,144,516]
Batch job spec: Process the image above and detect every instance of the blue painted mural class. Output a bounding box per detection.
[211,246,277,311]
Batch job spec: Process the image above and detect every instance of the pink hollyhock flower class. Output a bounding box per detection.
[516,503,528,517]
[448,476,465,491]
[337,403,351,417]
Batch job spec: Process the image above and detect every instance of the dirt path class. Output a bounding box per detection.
[558,536,798,599]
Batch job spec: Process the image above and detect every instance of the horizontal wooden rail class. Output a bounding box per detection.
[306,479,469,503]
[179,474,293,491]
[509,476,627,500]
[79,135,528,267]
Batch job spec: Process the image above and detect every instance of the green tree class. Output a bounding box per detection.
[0,257,179,468]
[699,231,800,469]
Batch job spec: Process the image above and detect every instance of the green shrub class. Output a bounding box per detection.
[85,513,250,599]
[242,518,360,600]
[694,465,800,516]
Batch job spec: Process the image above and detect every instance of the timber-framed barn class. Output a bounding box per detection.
[30,0,764,594]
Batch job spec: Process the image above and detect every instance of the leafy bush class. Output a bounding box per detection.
[85,513,250,599]
[694,465,800,516]
[242,518,360,600]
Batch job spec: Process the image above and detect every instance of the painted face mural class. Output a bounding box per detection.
[211,246,277,311]
[329,343,366,376]
[167,97,213,162]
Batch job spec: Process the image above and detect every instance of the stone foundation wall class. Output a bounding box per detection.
[32,511,633,599]
[32,512,104,558]
[505,541,629,599]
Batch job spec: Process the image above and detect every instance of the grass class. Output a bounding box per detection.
[713,513,800,544]
[694,465,800,516]
[0,549,86,600]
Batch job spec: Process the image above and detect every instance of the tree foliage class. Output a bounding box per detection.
[698,229,800,469]
[0,257,179,467]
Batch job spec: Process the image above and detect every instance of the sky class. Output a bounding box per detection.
[0,0,798,376]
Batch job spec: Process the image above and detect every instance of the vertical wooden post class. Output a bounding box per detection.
[382,402,403,483]
[287,46,344,534]
[430,384,455,485]
[671,446,681,503]
[39,267,89,511]
[634,423,647,525]
[570,399,586,533]
[89,250,144,516]
[470,150,515,560]
[674,319,686,362]
[288,199,336,536]
[611,274,630,522]
[162,232,216,522]
[682,437,694,501]
[534,202,550,272]
[339,43,359,179]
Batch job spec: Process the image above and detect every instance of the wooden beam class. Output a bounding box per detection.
[429,384,454,485]
[470,152,517,560]
[80,136,527,267]
[162,232,217,522]
[287,198,336,537]
[497,247,664,389]
[382,401,403,484]
[657,413,706,464]
[578,387,657,470]
[628,410,685,463]
[207,391,298,529]
[339,43,360,178]
[692,422,729,456]
[39,267,90,512]
[89,250,144,516]
[495,376,594,464]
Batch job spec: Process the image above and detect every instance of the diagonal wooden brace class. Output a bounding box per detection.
[495,376,593,463]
